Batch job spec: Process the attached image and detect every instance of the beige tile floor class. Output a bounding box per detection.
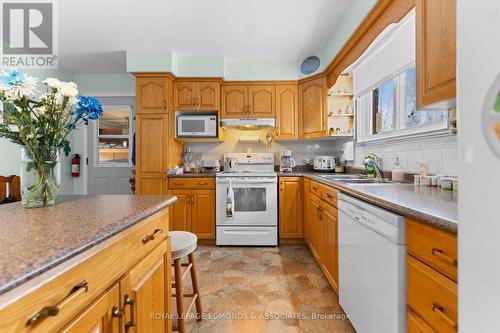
[174,244,356,333]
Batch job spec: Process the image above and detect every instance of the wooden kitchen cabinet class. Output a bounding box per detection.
[119,240,170,333]
[168,178,215,240]
[279,177,303,239]
[135,113,168,194]
[303,178,310,244]
[174,81,220,111]
[299,76,328,138]
[308,192,322,262]
[222,84,276,118]
[136,77,169,114]
[416,0,456,108]
[321,202,339,294]
[275,84,299,140]
[59,284,120,333]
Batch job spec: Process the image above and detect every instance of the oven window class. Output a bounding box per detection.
[233,188,266,212]
[181,119,205,133]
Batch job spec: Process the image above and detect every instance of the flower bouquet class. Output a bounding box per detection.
[0,70,103,208]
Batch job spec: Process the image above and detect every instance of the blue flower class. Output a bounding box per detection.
[75,96,103,122]
[0,69,27,86]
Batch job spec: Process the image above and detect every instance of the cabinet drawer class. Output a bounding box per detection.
[407,219,457,282]
[407,255,457,333]
[408,307,437,333]
[309,180,338,207]
[0,209,169,333]
[168,178,215,189]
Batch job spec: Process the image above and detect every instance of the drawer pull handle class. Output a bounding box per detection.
[198,182,208,185]
[112,305,123,318]
[325,193,332,198]
[124,294,137,331]
[26,280,88,326]
[142,228,163,244]
[432,247,457,267]
[312,186,317,191]
[433,303,458,331]
[174,182,184,186]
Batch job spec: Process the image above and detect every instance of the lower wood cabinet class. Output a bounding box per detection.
[305,180,339,294]
[60,284,120,333]
[168,179,215,240]
[279,177,303,239]
[303,178,310,244]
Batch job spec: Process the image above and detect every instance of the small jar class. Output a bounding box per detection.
[441,177,453,190]
[431,176,438,187]
[422,176,432,186]
[413,174,421,185]
[451,178,459,192]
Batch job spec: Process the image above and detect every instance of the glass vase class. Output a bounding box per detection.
[20,146,61,208]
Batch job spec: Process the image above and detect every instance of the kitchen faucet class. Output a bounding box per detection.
[363,153,384,178]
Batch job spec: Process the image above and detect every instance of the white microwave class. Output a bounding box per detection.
[176,113,218,138]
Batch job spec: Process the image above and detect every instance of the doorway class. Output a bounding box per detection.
[87,97,135,195]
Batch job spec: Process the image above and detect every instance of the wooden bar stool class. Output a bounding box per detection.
[170,231,202,333]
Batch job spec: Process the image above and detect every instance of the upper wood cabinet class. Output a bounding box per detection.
[173,81,220,111]
[222,84,276,118]
[416,0,456,108]
[275,84,299,140]
[279,177,303,239]
[299,76,328,138]
[136,77,169,114]
[248,85,275,117]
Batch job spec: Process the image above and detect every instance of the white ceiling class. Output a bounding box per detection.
[58,0,350,74]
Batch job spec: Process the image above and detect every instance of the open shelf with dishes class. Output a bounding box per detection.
[328,74,354,137]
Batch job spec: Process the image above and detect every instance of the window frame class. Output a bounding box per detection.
[355,63,449,144]
[92,105,134,168]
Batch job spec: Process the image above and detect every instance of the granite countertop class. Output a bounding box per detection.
[168,173,216,178]
[279,171,458,233]
[0,195,177,295]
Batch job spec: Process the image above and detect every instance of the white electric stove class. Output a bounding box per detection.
[216,153,278,246]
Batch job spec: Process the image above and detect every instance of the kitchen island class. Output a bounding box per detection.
[0,195,177,333]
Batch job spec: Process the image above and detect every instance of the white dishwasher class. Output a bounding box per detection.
[338,193,406,333]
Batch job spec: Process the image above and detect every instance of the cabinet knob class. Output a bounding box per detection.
[112,305,123,318]
[163,100,167,109]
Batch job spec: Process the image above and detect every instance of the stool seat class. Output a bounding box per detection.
[170,231,197,260]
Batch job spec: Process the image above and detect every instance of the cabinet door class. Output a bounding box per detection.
[59,284,120,333]
[299,77,327,138]
[321,202,338,294]
[248,85,275,118]
[222,85,248,118]
[191,190,215,239]
[167,190,191,232]
[276,84,298,140]
[173,82,196,110]
[416,0,456,108]
[120,240,169,333]
[308,193,322,262]
[136,78,168,114]
[303,178,310,244]
[197,82,220,111]
[135,114,168,194]
[279,178,303,239]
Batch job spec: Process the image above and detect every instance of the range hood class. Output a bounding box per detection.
[220,118,276,129]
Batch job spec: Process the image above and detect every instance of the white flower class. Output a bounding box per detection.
[60,81,78,97]
[43,78,62,89]
[26,133,34,139]
[3,76,38,99]
[34,106,46,115]
[68,96,78,106]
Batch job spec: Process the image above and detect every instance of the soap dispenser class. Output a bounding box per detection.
[392,157,405,182]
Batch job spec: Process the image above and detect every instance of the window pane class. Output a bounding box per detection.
[373,80,395,133]
[405,67,447,128]
[99,108,129,135]
[98,138,129,163]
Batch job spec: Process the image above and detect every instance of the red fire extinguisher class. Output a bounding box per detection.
[71,154,81,177]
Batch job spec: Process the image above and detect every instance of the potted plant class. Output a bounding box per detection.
[0,70,103,208]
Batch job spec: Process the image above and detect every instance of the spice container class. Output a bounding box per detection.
[451,178,459,191]
[413,174,420,185]
[422,176,432,186]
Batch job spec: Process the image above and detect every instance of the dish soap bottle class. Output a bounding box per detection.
[392,157,405,182]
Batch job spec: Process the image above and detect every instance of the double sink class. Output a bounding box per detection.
[318,174,393,184]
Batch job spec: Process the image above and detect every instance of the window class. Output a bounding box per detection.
[357,66,448,143]
[94,106,133,165]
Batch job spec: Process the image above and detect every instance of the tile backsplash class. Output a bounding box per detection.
[185,129,348,165]
[352,135,458,176]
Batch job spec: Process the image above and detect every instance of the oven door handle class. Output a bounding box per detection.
[216,179,277,184]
